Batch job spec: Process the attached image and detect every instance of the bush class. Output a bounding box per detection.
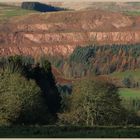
[0,72,51,126]
[58,78,127,126]
[122,76,133,88]
[0,55,61,115]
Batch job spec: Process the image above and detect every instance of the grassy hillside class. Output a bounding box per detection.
[2,1,140,13]
[0,4,37,22]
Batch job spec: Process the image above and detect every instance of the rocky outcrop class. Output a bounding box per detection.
[0,10,140,57]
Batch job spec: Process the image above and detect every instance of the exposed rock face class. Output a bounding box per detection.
[0,10,140,57]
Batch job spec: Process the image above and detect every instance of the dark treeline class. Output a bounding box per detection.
[47,44,140,78]
[0,55,140,126]
[21,2,67,12]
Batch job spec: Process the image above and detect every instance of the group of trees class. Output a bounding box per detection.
[58,77,140,126]
[47,44,140,78]
[122,76,135,88]
[0,73,50,125]
[67,44,140,77]
[0,55,140,126]
[21,2,66,12]
[0,55,61,125]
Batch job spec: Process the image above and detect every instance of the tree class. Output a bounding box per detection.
[0,55,34,77]
[0,72,50,125]
[122,75,133,88]
[33,57,61,114]
[0,55,61,116]
[59,78,126,126]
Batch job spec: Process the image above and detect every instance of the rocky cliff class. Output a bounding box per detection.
[0,10,140,57]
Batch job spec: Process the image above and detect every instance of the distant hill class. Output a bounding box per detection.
[20,1,140,12]
[1,1,140,12]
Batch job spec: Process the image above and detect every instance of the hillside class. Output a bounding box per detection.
[4,1,140,12]
[1,9,140,57]
[0,3,38,22]
[1,2,140,136]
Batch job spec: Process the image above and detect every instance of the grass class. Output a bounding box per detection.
[119,88,140,99]
[110,69,140,80]
[1,126,140,138]
[0,4,37,22]
[110,70,140,99]
[119,88,140,111]
[123,11,140,16]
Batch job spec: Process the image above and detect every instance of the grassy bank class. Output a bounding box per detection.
[0,126,140,138]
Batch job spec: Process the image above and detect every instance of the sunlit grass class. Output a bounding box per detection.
[0,4,38,22]
[119,88,140,99]
[110,69,140,80]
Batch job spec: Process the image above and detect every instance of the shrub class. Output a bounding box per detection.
[58,78,127,126]
[0,55,61,115]
[0,72,50,125]
[122,76,133,88]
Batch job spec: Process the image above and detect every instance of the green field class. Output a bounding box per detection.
[110,69,140,80]
[109,70,140,99]
[124,11,140,16]
[0,4,37,22]
[0,126,140,138]
[119,88,140,99]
